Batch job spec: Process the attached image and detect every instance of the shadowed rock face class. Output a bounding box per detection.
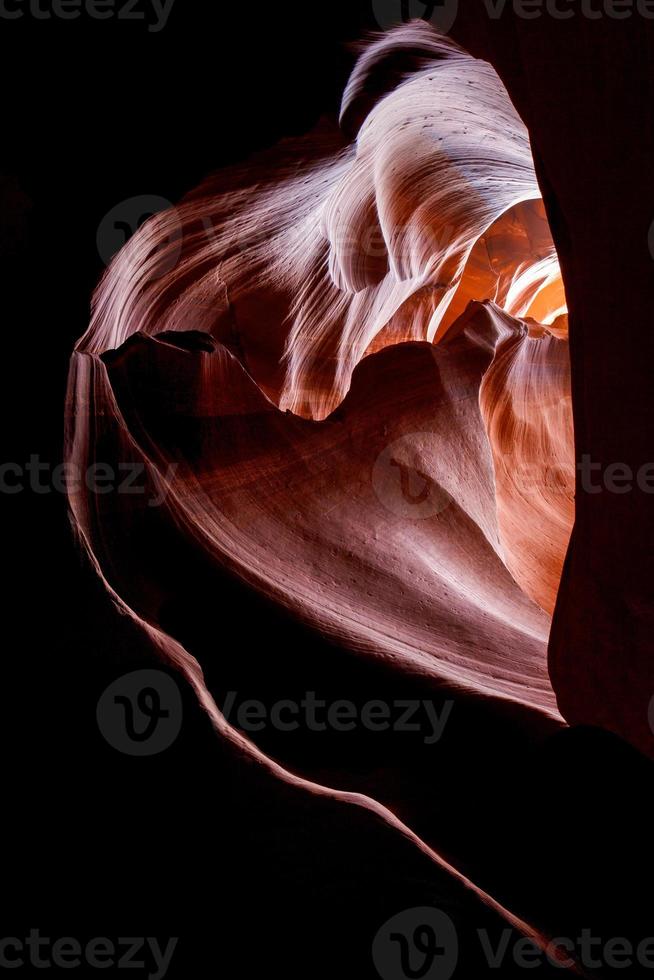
[65,20,652,969]
[445,8,654,759]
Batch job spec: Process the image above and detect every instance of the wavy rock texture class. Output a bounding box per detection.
[66,24,593,968]
[480,320,573,614]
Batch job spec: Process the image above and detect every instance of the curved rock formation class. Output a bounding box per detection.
[66,23,599,966]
